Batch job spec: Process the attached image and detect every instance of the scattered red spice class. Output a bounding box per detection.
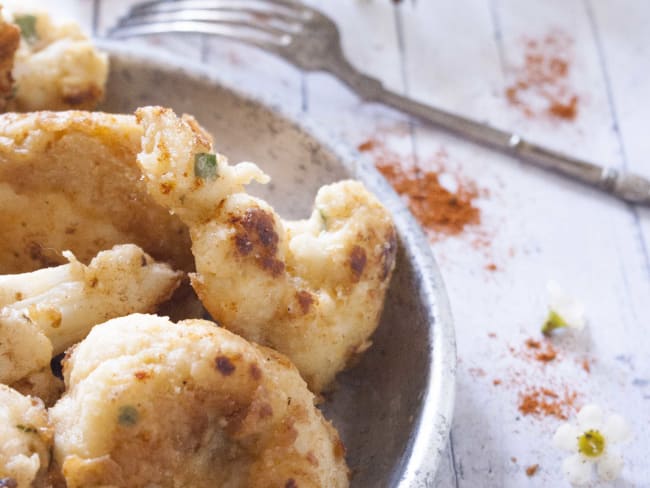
[493,379,502,386]
[485,263,498,272]
[468,367,487,378]
[487,332,497,339]
[582,358,591,373]
[357,140,375,152]
[525,464,539,477]
[376,161,480,237]
[511,457,517,463]
[358,138,484,239]
[549,96,578,119]
[518,386,578,419]
[535,348,557,362]
[524,337,558,363]
[506,31,579,121]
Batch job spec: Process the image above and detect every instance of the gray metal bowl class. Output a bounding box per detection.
[97,41,456,487]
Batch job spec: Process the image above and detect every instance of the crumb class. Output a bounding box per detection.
[525,338,541,349]
[524,338,558,362]
[511,457,517,463]
[493,379,502,386]
[582,358,591,373]
[485,263,498,272]
[488,332,497,338]
[535,349,557,362]
[525,464,539,477]
[357,139,376,152]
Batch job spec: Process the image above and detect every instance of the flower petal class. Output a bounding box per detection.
[577,404,604,431]
[560,302,586,329]
[596,451,624,481]
[546,280,586,330]
[562,454,593,485]
[602,414,631,444]
[553,423,580,451]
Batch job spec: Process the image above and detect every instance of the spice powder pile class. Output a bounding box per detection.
[505,30,579,121]
[488,334,582,421]
[518,386,578,420]
[358,139,481,239]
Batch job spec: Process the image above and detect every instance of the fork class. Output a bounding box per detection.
[108,0,650,205]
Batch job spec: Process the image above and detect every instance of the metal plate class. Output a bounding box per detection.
[98,41,456,487]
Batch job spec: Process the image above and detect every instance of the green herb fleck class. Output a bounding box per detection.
[117,405,139,426]
[194,153,218,180]
[578,429,605,458]
[14,15,38,44]
[16,424,37,434]
[541,310,568,336]
[318,209,327,230]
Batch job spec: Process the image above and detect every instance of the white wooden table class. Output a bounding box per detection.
[20,0,650,486]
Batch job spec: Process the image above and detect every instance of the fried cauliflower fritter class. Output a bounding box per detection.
[0,110,193,273]
[0,385,52,488]
[1,7,107,111]
[0,244,182,385]
[50,314,349,488]
[0,8,20,111]
[136,107,397,392]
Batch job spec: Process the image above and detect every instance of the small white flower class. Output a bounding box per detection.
[553,404,631,485]
[542,280,586,335]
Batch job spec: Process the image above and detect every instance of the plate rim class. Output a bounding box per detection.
[97,39,457,487]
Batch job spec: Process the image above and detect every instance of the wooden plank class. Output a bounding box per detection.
[399,0,650,486]
[587,0,650,280]
[398,3,507,483]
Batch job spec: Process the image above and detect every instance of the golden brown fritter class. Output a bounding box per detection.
[0,110,193,273]
[10,368,64,408]
[136,107,397,392]
[0,385,53,488]
[50,314,349,488]
[0,244,182,385]
[3,8,107,111]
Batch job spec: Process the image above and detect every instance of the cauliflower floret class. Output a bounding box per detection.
[50,314,349,488]
[0,244,182,385]
[136,106,397,392]
[2,7,107,111]
[0,385,52,488]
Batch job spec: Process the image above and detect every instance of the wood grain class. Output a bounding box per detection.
[25,0,650,486]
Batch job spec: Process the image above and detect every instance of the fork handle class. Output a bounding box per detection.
[330,59,650,205]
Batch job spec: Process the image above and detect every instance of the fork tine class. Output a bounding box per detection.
[108,19,291,51]
[131,0,313,19]
[124,6,305,27]
[118,10,300,37]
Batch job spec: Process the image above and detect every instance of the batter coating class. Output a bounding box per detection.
[50,314,349,488]
[136,106,397,392]
[2,7,107,111]
[0,385,52,488]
